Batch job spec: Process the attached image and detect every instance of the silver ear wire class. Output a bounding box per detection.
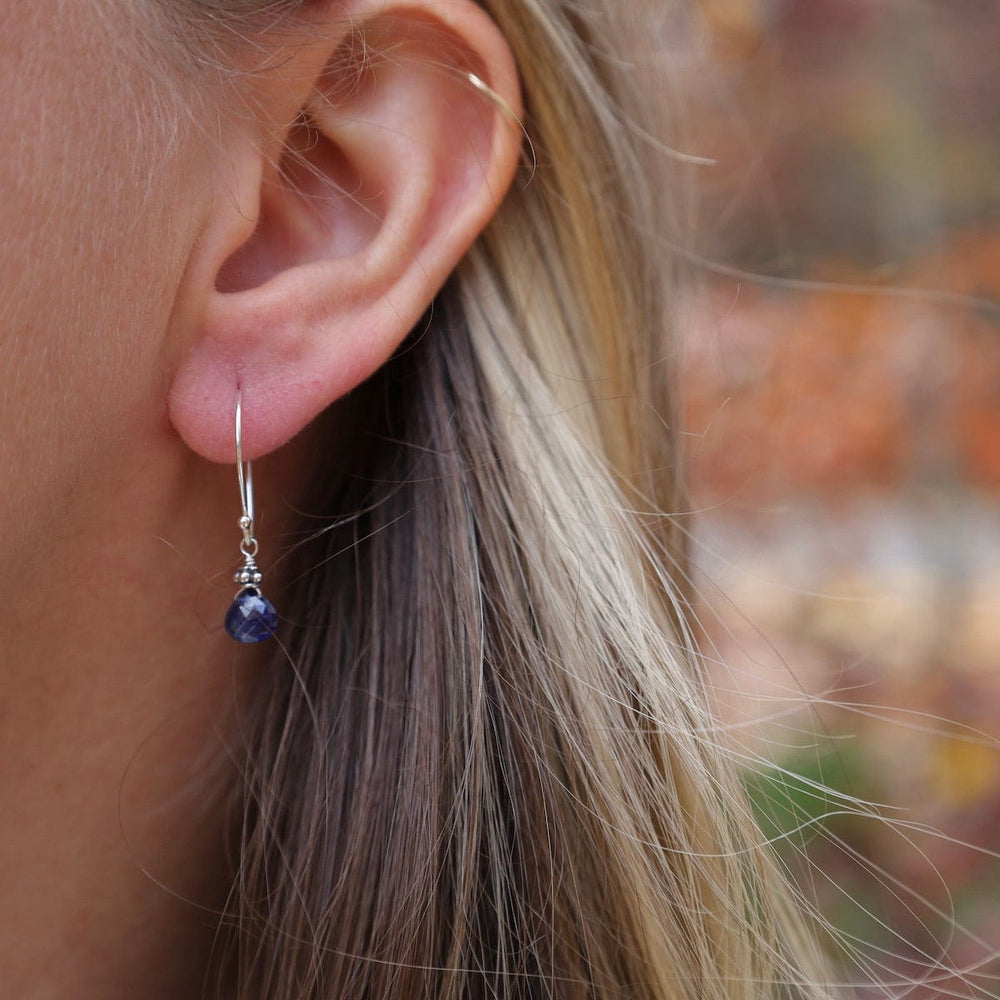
[224,391,278,643]
[233,393,263,588]
[235,392,254,534]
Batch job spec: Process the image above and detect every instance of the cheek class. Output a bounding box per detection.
[0,5,202,566]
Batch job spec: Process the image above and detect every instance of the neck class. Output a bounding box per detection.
[0,422,290,998]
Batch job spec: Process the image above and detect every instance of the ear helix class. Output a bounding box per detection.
[224,392,279,643]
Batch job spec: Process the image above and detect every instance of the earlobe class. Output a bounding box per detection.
[168,0,522,464]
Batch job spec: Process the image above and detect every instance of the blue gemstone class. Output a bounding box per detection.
[225,590,278,643]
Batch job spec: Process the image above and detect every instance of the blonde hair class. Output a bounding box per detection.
[160,1,834,996]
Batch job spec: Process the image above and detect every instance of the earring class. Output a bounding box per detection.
[224,392,279,643]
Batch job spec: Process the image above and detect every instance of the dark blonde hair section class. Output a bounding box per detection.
[160,1,832,997]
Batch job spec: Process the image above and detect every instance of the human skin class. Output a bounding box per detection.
[0,1,520,995]
[0,7,245,995]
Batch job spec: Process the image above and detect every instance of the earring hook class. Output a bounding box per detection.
[236,390,255,527]
[235,391,257,559]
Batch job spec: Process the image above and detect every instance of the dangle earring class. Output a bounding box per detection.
[224,392,279,643]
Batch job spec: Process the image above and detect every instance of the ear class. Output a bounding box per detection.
[168,0,522,462]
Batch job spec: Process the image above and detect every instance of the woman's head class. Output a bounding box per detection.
[2,2,829,998]
[1,0,521,574]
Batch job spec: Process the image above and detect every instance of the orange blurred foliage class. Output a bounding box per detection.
[685,231,1000,508]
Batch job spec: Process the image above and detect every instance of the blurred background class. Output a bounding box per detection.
[673,1,1000,994]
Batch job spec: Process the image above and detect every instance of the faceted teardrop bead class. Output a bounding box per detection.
[225,590,278,643]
